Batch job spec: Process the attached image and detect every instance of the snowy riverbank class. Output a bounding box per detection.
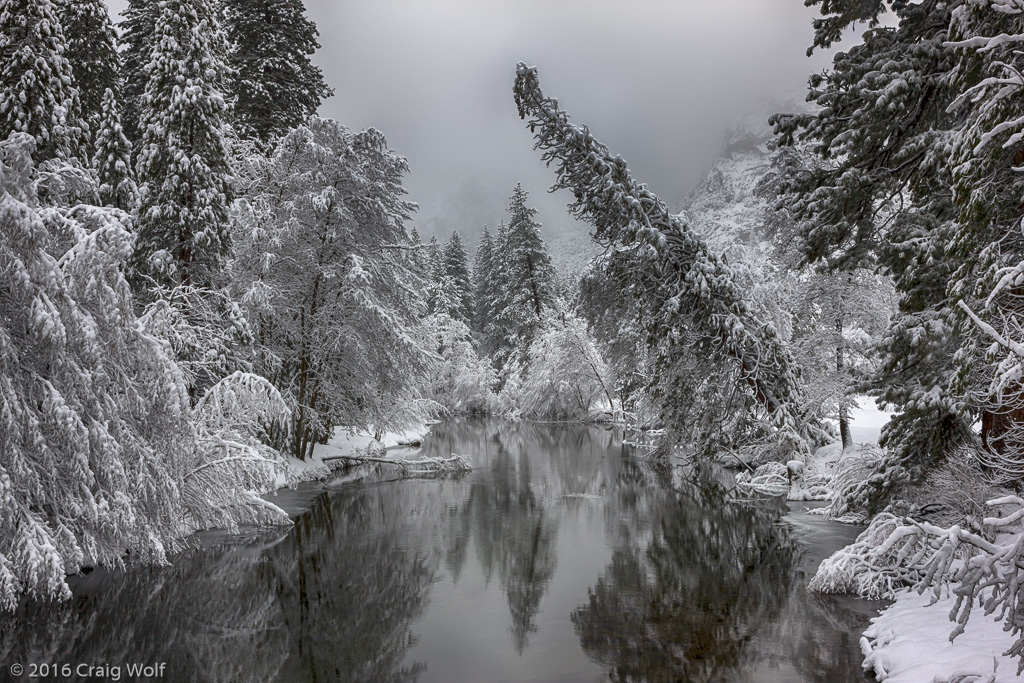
[861,587,1018,682]
[268,424,432,491]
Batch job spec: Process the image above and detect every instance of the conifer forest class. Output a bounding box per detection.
[5,0,1024,681]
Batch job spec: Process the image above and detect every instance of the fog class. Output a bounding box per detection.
[108,0,845,268]
[300,0,840,266]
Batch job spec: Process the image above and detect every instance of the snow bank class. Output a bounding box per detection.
[270,424,431,489]
[861,587,1017,682]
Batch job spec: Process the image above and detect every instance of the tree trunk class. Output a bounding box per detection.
[837,314,852,450]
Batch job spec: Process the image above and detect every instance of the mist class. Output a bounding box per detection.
[301,0,838,264]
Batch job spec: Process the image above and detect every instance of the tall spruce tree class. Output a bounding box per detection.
[490,184,555,368]
[443,229,473,323]
[0,0,86,162]
[222,0,332,143]
[473,225,496,343]
[118,0,159,147]
[93,88,138,211]
[55,0,119,134]
[134,0,232,287]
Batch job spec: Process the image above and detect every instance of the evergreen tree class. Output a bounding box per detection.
[772,0,973,495]
[490,184,555,368]
[0,0,86,161]
[443,229,473,323]
[426,234,457,318]
[473,225,496,342]
[118,0,159,146]
[514,64,814,454]
[55,0,119,133]
[93,88,138,211]
[222,0,332,143]
[945,1,1024,478]
[134,0,232,287]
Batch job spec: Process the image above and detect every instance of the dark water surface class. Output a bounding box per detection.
[0,419,878,682]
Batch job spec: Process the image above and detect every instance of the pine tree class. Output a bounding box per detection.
[771,0,972,493]
[443,229,473,323]
[55,0,119,133]
[134,0,232,287]
[944,0,1024,479]
[118,0,159,146]
[489,184,555,368]
[473,225,496,342]
[0,0,86,162]
[222,0,332,143]
[514,64,814,455]
[93,88,138,211]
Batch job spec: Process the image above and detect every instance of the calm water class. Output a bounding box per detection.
[0,419,878,683]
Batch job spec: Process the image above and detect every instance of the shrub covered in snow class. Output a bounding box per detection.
[811,495,1024,673]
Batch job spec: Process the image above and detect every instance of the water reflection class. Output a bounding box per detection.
[0,419,872,683]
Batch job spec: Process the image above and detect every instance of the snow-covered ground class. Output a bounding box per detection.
[737,399,893,502]
[269,424,431,490]
[861,587,1019,682]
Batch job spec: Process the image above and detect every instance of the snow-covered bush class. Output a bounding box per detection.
[421,311,497,415]
[184,371,292,529]
[812,496,1024,673]
[517,302,616,421]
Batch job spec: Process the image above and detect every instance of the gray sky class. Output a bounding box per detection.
[108,0,843,268]
[300,0,839,264]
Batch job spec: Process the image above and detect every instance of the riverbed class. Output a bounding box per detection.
[0,418,881,682]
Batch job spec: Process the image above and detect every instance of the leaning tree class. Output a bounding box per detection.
[512,63,819,456]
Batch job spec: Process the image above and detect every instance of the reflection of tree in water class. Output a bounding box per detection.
[572,464,805,683]
[270,491,436,683]
[422,418,621,654]
[0,488,437,683]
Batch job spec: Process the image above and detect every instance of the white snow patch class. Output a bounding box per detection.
[861,587,1018,682]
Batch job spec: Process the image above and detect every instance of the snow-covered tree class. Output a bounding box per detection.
[421,311,497,415]
[473,225,496,343]
[222,0,332,143]
[0,133,191,610]
[513,63,814,455]
[489,183,555,370]
[118,0,159,146]
[442,229,473,323]
[0,0,86,162]
[232,117,427,458]
[134,0,232,287]
[518,301,615,421]
[772,0,973,494]
[789,270,893,449]
[92,88,138,212]
[942,0,1024,483]
[55,0,119,133]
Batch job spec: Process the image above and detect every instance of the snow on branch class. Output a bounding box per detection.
[321,452,473,476]
[512,62,815,454]
[811,497,1024,673]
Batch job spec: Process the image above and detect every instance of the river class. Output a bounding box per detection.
[0,418,881,682]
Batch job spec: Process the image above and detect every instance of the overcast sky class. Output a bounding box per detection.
[299,0,839,261]
[108,0,844,266]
